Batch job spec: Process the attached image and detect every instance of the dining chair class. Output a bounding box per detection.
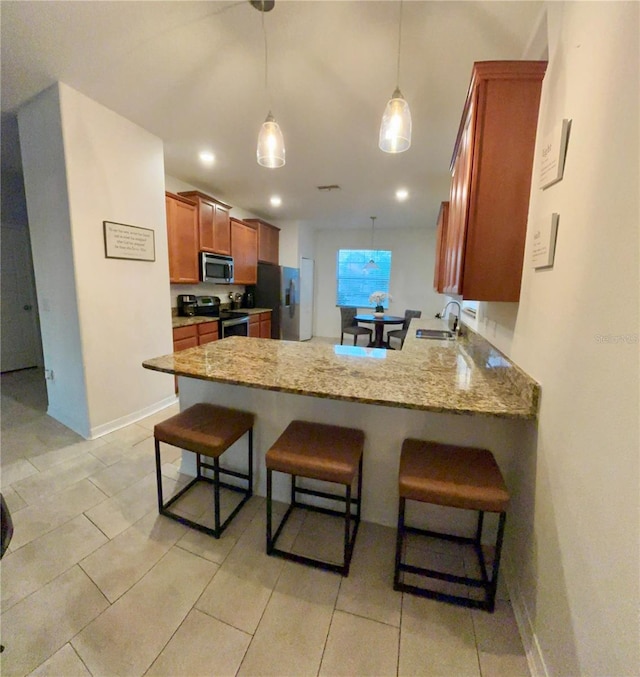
[387,309,422,348]
[340,307,372,346]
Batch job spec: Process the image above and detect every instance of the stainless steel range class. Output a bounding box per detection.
[219,310,249,338]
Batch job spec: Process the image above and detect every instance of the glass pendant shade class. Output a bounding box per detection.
[379,87,412,153]
[257,112,285,168]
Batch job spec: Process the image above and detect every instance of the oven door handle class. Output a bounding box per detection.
[221,316,249,328]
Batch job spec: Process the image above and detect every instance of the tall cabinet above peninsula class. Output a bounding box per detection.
[442,61,547,302]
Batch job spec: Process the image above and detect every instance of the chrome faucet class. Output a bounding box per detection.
[436,301,462,332]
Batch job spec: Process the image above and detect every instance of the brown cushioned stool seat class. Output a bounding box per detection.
[154,403,254,539]
[395,439,510,612]
[266,420,364,576]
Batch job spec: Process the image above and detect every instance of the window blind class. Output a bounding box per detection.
[336,249,392,308]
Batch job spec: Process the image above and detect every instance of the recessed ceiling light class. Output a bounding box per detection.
[270,195,282,207]
[396,188,409,201]
[199,151,215,166]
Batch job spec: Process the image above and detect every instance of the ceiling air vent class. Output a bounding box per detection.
[317,185,341,192]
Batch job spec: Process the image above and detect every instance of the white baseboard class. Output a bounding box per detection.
[504,562,549,677]
[88,395,178,439]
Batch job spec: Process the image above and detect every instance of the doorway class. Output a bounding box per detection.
[1,224,43,372]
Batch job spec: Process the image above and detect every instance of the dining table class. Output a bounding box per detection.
[354,314,405,349]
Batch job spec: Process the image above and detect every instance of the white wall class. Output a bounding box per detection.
[18,85,90,434]
[276,220,300,269]
[19,82,175,438]
[465,4,639,675]
[297,221,316,263]
[314,226,443,338]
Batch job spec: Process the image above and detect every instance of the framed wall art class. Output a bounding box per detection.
[103,221,155,262]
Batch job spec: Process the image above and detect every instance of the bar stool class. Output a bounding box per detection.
[394,439,510,612]
[154,403,255,539]
[266,420,364,576]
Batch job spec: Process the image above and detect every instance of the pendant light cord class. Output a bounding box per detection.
[370,216,376,250]
[261,3,271,111]
[396,0,403,88]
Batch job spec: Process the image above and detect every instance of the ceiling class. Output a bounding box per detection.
[1,0,542,231]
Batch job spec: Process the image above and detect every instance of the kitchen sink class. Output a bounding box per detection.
[415,328,456,340]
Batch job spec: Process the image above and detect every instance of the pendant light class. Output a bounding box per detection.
[364,217,379,271]
[256,1,285,168]
[379,0,411,153]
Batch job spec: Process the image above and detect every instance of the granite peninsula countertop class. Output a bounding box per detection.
[172,308,271,329]
[145,319,539,419]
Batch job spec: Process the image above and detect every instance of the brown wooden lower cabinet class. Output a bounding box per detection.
[172,325,198,352]
[172,321,219,391]
[260,314,271,339]
[249,311,272,339]
[249,315,260,338]
[197,322,219,345]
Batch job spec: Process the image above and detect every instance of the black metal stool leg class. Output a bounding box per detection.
[154,438,164,512]
[344,484,352,575]
[248,428,254,497]
[266,468,273,553]
[356,455,363,520]
[486,512,507,612]
[394,497,405,589]
[213,456,221,535]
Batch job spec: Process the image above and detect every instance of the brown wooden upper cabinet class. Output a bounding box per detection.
[178,190,232,256]
[230,218,258,285]
[433,202,449,293]
[165,192,199,284]
[439,61,547,302]
[245,218,280,265]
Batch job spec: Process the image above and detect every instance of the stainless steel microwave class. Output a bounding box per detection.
[200,252,234,284]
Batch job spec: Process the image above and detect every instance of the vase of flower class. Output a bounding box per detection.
[369,291,391,318]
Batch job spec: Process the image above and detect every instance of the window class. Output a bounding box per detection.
[336,249,392,308]
[462,300,478,318]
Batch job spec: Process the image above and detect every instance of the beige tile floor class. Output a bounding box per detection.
[0,367,530,677]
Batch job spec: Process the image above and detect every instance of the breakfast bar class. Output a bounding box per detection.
[143,322,539,528]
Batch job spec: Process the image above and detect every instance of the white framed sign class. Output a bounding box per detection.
[531,213,559,269]
[103,221,155,262]
[539,119,571,189]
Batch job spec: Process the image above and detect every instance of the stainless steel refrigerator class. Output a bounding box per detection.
[254,264,300,340]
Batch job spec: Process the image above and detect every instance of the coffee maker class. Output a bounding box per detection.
[243,287,256,309]
[177,294,197,317]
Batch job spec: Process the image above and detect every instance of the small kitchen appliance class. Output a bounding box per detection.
[194,295,221,316]
[177,294,197,317]
[227,292,243,310]
[243,290,256,308]
[200,252,234,284]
